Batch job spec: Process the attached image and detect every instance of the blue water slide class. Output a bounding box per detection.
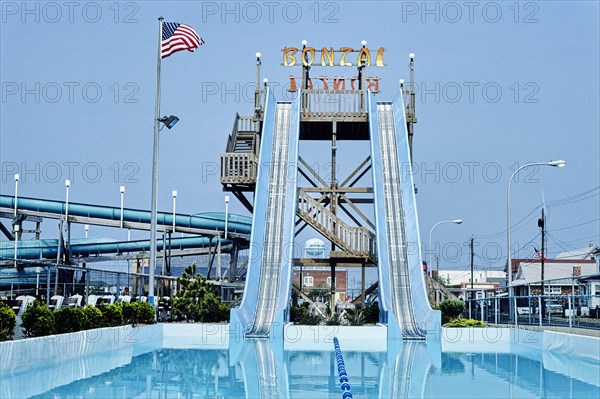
[391,94,440,336]
[0,195,252,236]
[229,339,288,398]
[231,88,300,339]
[369,91,440,339]
[0,236,228,260]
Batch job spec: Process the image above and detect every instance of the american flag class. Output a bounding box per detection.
[161,22,204,59]
[533,247,547,260]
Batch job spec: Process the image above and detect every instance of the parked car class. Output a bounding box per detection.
[545,300,563,315]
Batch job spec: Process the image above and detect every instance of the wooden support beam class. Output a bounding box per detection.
[340,156,371,187]
[299,156,329,187]
[300,187,373,193]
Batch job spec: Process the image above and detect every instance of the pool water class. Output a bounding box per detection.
[6,338,599,398]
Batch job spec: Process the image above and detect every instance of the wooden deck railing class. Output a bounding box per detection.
[220,153,258,185]
[300,90,367,121]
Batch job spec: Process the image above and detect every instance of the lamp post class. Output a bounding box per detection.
[149,114,179,307]
[13,174,19,269]
[172,190,177,233]
[85,224,89,238]
[224,195,230,239]
[255,52,261,115]
[429,219,463,277]
[65,179,70,220]
[506,160,566,319]
[120,186,125,228]
[14,174,19,217]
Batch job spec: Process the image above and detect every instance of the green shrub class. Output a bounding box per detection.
[360,305,380,324]
[345,309,364,326]
[121,302,136,325]
[289,305,324,325]
[54,307,87,334]
[83,305,104,329]
[325,314,341,326]
[0,302,16,341]
[439,300,465,324]
[444,318,486,328]
[97,304,123,327]
[303,312,324,325]
[134,302,156,324]
[290,306,309,323]
[22,300,55,337]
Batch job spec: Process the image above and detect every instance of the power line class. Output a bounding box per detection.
[476,186,600,239]
[546,186,599,208]
[548,217,600,232]
[546,231,579,252]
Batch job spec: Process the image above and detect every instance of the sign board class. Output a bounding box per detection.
[282,47,386,67]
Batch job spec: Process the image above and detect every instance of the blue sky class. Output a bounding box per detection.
[1,1,599,274]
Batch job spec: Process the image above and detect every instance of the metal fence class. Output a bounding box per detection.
[464,294,600,330]
[0,264,179,305]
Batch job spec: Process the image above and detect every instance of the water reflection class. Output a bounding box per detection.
[9,338,599,398]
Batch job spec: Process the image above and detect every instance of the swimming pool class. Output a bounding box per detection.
[1,325,599,398]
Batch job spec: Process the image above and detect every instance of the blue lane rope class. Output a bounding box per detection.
[333,337,353,399]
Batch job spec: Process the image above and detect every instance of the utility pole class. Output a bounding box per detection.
[470,237,474,318]
[538,208,546,317]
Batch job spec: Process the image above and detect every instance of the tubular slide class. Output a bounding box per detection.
[0,195,252,237]
[231,89,300,339]
[0,236,228,260]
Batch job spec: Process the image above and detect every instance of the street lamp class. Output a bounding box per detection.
[120,186,125,228]
[13,174,19,269]
[224,195,230,239]
[172,190,177,233]
[159,115,179,129]
[506,160,566,308]
[14,173,19,217]
[429,219,463,276]
[149,114,181,307]
[65,179,71,221]
[85,224,89,238]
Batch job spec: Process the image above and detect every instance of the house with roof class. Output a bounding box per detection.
[511,259,597,297]
[510,246,600,311]
[433,269,505,300]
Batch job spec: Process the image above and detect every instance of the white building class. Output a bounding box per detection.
[436,269,506,287]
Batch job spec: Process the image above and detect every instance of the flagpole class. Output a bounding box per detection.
[149,16,163,307]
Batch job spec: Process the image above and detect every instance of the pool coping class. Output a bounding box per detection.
[1,323,598,376]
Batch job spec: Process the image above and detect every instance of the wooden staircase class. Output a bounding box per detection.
[221,114,260,186]
[297,191,376,262]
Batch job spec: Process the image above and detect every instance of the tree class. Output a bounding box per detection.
[172,264,230,322]
[0,302,16,341]
[439,299,465,324]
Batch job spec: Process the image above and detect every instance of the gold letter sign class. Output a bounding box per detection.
[282,47,386,67]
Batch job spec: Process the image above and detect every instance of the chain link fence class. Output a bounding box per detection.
[464,294,600,330]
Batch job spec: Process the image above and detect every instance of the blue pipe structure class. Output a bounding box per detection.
[0,236,233,260]
[0,195,252,235]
